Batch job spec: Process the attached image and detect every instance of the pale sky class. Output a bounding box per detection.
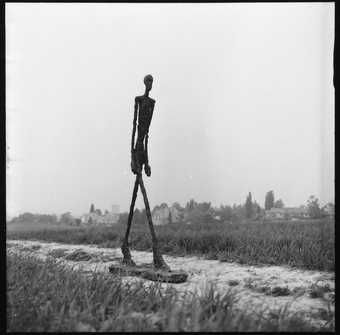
[6,3,334,217]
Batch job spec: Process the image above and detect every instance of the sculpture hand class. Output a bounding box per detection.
[131,151,138,174]
[144,164,151,177]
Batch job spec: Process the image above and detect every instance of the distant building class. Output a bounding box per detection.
[322,203,334,218]
[81,204,120,225]
[111,204,120,214]
[81,212,100,225]
[265,207,309,220]
[152,203,182,225]
[102,212,119,225]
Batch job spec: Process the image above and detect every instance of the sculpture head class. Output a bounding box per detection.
[144,74,153,92]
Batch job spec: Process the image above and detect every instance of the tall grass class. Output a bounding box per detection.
[7,219,334,271]
[7,252,333,332]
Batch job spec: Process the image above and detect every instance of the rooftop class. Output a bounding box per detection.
[266,207,307,214]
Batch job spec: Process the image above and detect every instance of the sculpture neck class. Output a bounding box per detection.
[144,88,150,97]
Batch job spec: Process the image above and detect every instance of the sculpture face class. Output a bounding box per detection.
[144,74,153,92]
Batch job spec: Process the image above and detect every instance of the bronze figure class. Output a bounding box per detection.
[121,75,170,271]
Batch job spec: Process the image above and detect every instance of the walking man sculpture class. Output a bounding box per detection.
[121,74,170,271]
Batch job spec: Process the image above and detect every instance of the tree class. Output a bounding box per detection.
[245,192,253,218]
[229,204,246,223]
[186,199,198,211]
[265,191,274,210]
[140,209,146,224]
[219,205,233,222]
[60,212,74,225]
[197,202,211,212]
[184,201,213,224]
[10,213,58,224]
[18,212,36,223]
[253,201,262,217]
[307,195,322,219]
[186,208,209,224]
[95,208,102,216]
[168,211,172,224]
[132,208,146,225]
[321,202,334,218]
[90,203,95,213]
[274,199,284,208]
[172,202,183,211]
[37,214,58,225]
[183,199,215,224]
[118,212,129,225]
[132,208,141,224]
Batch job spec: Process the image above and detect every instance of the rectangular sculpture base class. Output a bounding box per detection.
[108,263,188,283]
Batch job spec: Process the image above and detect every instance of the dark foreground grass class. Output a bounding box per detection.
[7,252,333,332]
[7,219,334,271]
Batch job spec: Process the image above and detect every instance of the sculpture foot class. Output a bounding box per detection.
[121,244,136,267]
[122,258,136,267]
[153,254,170,271]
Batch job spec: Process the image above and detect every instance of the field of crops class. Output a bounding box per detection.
[7,218,334,271]
[7,251,334,332]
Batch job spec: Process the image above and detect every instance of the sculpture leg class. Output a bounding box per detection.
[121,175,139,266]
[138,174,170,271]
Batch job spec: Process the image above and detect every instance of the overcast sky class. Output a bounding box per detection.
[6,3,334,217]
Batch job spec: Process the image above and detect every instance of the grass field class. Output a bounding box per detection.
[7,251,334,332]
[7,218,334,271]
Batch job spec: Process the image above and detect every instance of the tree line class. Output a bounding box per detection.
[8,191,333,226]
[8,212,82,226]
[119,192,333,226]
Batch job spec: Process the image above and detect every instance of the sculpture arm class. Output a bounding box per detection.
[131,98,138,153]
[145,134,149,163]
[144,132,151,177]
[145,102,154,164]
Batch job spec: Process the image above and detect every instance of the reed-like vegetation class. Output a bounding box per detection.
[7,218,334,271]
[7,252,333,332]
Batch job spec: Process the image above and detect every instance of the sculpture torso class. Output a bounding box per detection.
[135,95,155,151]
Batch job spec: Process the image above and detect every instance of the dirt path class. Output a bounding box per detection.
[7,239,334,327]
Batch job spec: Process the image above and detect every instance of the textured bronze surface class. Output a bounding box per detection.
[120,75,170,271]
[109,263,188,283]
